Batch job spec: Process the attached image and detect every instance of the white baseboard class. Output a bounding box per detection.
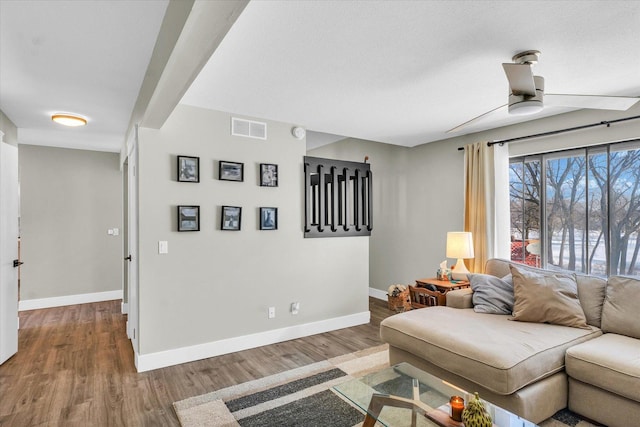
[369,287,387,301]
[19,290,123,311]
[135,311,371,373]
[121,302,129,314]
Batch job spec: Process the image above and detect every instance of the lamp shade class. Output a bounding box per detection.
[446,232,474,259]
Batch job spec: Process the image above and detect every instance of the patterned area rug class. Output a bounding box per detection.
[173,345,599,427]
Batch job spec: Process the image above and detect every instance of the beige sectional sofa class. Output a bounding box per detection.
[380,258,640,426]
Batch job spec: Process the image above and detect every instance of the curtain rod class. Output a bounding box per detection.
[456,114,640,151]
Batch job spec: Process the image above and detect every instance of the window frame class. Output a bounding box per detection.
[509,138,640,277]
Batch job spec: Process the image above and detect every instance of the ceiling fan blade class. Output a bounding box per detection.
[502,63,536,96]
[446,104,508,134]
[545,94,640,111]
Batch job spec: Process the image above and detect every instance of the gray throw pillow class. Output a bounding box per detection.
[469,273,514,315]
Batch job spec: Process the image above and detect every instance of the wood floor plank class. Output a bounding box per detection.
[0,297,394,426]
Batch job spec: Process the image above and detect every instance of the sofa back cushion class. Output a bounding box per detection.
[601,276,640,339]
[485,258,513,277]
[575,275,607,328]
[485,259,606,328]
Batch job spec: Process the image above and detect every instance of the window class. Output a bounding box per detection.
[509,140,640,277]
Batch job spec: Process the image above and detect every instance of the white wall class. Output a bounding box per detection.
[312,104,640,293]
[0,110,17,146]
[136,105,369,362]
[19,145,123,302]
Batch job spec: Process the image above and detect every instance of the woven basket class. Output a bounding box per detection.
[387,289,411,312]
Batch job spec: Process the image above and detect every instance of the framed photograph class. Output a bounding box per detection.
[260,207,278,230]
[260,163,278,187]
[177,205,200,231]
[219,161,244,182]
[177,156,199,182]
[221,206,242,231]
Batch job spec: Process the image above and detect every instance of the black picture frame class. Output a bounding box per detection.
[221,206,242,230]
[177,205,200,231]
[177,156,199,182]
[219,161,244,182]
[260,207,278,230]
[260,163,278,187]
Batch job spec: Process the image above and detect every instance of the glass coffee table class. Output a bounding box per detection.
[333,362,538,427]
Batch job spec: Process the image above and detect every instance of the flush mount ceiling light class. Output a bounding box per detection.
[51,113,87,127]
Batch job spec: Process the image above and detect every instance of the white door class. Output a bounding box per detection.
[126,134,139,354]
[0,138,19,365]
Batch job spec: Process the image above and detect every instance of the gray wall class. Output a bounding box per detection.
[19,145,123,300]
[312,104,640,293]
[136,105,369,355]
[310,137,464,291]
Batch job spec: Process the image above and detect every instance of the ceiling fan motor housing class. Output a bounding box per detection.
[509,75,544,115]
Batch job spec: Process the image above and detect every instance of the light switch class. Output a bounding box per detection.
[158,241,168,254]
[107,229,114,235]
[113,228,119,236]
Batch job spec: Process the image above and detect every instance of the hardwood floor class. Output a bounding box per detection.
[0,297,394,426]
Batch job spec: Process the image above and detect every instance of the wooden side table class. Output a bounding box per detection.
[409,278,470,308]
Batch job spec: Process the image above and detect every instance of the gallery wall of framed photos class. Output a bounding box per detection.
[175,156,280,232]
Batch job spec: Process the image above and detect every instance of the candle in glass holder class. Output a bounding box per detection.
[450,395,464,421]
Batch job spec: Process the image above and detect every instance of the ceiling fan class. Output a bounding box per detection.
[446,50,640,133]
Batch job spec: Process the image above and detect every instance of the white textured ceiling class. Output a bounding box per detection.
[0,0,168,151]
[182,0,640,147]
[1,1,639,152]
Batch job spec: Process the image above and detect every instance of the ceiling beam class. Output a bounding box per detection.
[124,0,195,137]
[140,0,249,130]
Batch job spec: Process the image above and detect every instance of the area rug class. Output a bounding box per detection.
[173,345,599,427]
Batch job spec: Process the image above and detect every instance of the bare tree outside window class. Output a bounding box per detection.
[509,141,640,277]
[509,159,541,267]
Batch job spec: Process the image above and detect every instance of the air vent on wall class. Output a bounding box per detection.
[231,117,267,140]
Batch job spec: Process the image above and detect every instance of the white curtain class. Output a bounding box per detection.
[463,141,510,273]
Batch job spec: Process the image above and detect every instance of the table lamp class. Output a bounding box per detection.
[446,232,474,280]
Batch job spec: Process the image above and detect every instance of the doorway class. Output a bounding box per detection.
[0,137,19,365]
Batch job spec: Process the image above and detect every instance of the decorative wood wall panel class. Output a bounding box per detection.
[304,156,372,238]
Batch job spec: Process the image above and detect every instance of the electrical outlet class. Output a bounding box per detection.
[291,302,300,315]
[268,306,276,319]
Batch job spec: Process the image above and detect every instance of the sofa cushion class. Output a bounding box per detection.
[575,275,607,328]
[484,259,606,328]
[510,265,589,329]
[566,334,640,403]
[446,288,473,309]
[601,276,640,339]
[469,273,514,315]
[380,307,601,395]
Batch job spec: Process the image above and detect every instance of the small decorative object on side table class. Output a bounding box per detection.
[409,277,470,308]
